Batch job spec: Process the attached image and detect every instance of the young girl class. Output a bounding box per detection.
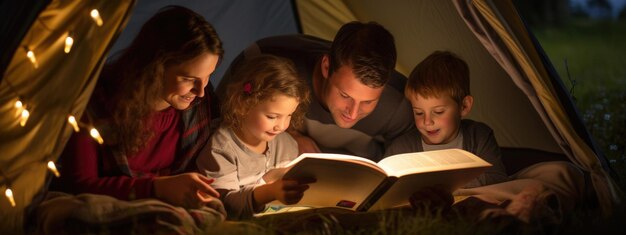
[197,55,314,219]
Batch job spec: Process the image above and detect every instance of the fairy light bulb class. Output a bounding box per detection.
[5,188,15,207]
[68,115,79,132]
[64,35,74,53]
[90,9,103,26]
[20,109,30,127]
[47,161,60,177]
[90,128,104,144]
[26,50,38,68]
[15,100,23,109]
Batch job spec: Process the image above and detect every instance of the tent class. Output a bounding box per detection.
[0,0,621,232]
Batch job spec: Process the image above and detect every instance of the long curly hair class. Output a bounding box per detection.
[97,6,223,155]
[221,55,310,131]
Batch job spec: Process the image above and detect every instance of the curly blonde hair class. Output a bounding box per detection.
[221,55,310,130]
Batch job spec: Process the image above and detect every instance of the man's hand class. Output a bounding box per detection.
[153,172,220,209]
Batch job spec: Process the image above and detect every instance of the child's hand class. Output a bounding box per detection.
[154,172,221,209]
[272,177,317,204]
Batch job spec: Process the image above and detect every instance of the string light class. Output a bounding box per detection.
[3,3,111,209]
[5,188,15,207]
[20,109,30,127]
[14,99,24,118]
[90,9,103,26]
[64,34,74,53]
[25,48,38,68]
[67,115,79,132]
[90,128,104,144]
[47,161,60,177]
[14,100,23,109]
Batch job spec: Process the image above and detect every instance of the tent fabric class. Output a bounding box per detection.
[295,0,561,154]
[0,0,621,232]
[293,0,619,214]
[0,0,135,232]
[454,0,620,214]
[0,0,51,78]
[107,0,299,87]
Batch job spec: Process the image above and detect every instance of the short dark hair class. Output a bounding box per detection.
[328,21,396,88]
[406,51,470,105]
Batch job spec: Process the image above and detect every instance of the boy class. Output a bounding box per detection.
[385,50,508,187]
[387,51,583,227]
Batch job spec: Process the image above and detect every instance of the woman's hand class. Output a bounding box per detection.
[153,172,220,209]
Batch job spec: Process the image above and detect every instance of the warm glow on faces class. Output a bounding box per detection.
[409,94,464,145]
[156,53,219,111]
[239,94,299,145]
[324,65,384,128]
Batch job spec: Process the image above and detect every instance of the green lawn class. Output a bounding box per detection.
[532,19,626,192]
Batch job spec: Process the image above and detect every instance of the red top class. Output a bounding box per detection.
[52,107,181,200]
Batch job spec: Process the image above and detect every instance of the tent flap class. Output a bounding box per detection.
[0,0,135,232]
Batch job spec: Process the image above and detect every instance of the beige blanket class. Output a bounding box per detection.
[32,192,227,234]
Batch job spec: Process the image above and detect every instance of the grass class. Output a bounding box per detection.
[238,204,616,234]
[531,18,626,192]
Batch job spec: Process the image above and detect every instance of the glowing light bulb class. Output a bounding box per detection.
[90,9,103,26]
[26,50,38,68]
[5,188,15,207]
[68,115,79,132]
[20,109,30,127]
[90,128,104,144]
[15,100,23,109]
[47,161,60,177]
[64,36,74,53]
[14,100,25,118]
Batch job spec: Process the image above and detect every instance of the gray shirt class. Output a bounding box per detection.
[384,119,508,187]
[196,126,299,219]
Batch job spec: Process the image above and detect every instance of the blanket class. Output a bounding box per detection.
[31,192,227,234]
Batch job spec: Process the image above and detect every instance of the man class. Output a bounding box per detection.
[217,21,413,161]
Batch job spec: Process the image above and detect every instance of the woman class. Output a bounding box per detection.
[51,6,224,209]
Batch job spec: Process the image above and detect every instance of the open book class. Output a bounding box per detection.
[262,149,491,212]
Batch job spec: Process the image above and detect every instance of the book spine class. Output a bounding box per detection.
[356,177,398,212]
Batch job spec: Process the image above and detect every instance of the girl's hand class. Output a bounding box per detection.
[153,172,220,208]
[271,178,316,204]
[252,177,316,211]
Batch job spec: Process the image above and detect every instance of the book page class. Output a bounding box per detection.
[263,153,384,183]
[377,149,491,177]
[367,166,488,211]
[268,154,388,210]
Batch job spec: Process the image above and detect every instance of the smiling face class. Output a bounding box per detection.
[321,61,384,129]
[156,52,219,111]
[238,94,300,146]
[409,94,472,145]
